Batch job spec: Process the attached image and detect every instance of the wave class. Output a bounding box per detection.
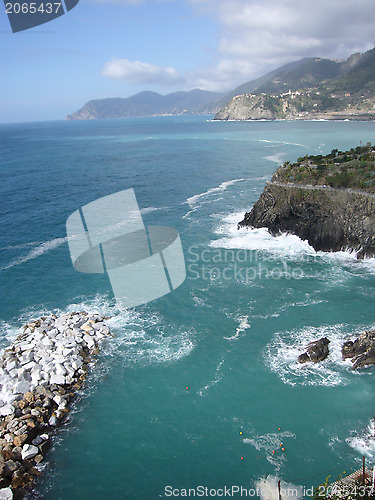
[184,179,252,218]
[258,139,306,148]
[223,315,250,341]
[1,237,67,271]
[243,429,296,470]
[264,153,285,165]
[187,179,250,208]
[140,206,168,215]
[2,294,195,372]
[264,323,374,387]
[1,241,40,251]
[254,475,303,500]
[346,419,375,459]
[211,213,315,257]
[211,210,375,271]
[199,359,225,396]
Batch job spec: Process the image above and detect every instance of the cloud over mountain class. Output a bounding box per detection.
[101,58,184,85]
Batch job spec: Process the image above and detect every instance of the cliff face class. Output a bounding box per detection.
[214,93,375,121]
[214,94,299,120]
[238,183,375,258]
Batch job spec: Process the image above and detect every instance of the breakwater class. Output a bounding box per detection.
[0,311,110,499]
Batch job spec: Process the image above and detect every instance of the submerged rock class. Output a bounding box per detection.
[298,337,330,363]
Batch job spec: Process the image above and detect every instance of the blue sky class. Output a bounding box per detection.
[1,0,375,123]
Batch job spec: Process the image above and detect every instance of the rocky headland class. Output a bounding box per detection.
[238,144,375,258]
[214,93,375,121]
[0,311,110,499]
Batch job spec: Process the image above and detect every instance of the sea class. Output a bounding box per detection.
[1,115,375,500]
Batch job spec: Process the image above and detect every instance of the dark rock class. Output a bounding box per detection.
[38,440,51,456]
[238,183,375,258]
[3,460,21,477]
[342,330,375,369]
[298,337,330,363]
[11,447,22,462]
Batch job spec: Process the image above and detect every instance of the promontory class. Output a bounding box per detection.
[238,143,375,258]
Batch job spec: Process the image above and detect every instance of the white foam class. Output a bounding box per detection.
[1,241,40,251]
[347,419,375,458]
[140,206,167,215]
[244,430,296,470]
[8,295,195,372]
[1,237,67,271]
[199,359,225,396]
[265,324,374,387]
[211,218,315,258]
[223,315,250,341]
[254,475,303,500]
[184,179,252,219]
[211,210,375,269]
[264,153,286,165]
[258,139,306,148]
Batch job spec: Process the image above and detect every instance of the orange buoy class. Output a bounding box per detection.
[186,387,189,390]
[272,451,275,454]
[282,448,285,452]
[240,457,244,461]
[278,428,281,431]
[279,444,282,447]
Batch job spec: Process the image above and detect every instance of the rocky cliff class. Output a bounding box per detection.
[238,183,375,258]
[214,93,375,121]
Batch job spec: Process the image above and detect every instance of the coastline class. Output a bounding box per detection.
[0,311,111,498]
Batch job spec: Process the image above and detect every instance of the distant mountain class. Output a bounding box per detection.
[215,47,375,121]
[223,58,315,100]
[66,89,225,120]
[67,48,375,121]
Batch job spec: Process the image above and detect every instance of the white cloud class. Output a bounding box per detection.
[100,0,375,94]
[186,0,375,90]
[95,0,172,4]
[101,58,184,85]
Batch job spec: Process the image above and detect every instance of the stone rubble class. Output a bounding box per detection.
[0,311,111,499]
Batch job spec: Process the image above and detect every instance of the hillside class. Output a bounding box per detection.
[66,89,224,120]
[215,48,375,121]
[67,47,375,121]
[273,142,375,192]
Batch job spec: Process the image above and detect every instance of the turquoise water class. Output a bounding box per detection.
[1,116,375,499]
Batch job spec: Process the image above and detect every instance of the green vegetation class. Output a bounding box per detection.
[273,142,375,192]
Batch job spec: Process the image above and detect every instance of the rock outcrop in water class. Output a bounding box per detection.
[238,183,375,258]
[298,338,330,363]
[0,311,110,498]
[342,330,375,369]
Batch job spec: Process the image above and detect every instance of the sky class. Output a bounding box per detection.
[1,0,375,123]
